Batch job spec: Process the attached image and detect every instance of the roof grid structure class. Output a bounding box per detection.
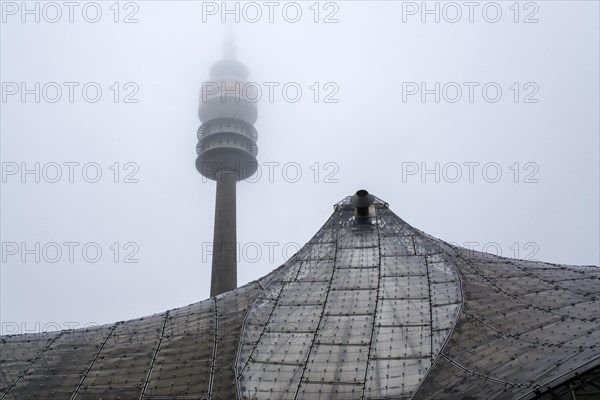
[0,193,598,400]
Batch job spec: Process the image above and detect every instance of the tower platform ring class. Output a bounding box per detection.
[196,148,258,181]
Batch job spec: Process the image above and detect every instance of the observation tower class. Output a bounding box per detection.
[195,38,258,297]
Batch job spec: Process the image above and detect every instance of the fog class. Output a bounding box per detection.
[1,1,598,334]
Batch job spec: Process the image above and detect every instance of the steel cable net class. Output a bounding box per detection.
[236,198,463,400]
[1,194,598,400]
[413,247,600,399]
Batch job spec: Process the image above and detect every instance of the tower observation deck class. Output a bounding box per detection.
[196,41,258,297]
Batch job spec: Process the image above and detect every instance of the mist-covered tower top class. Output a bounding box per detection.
[196,34,258,181]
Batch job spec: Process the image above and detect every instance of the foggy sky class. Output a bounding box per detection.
[1,1,598,333]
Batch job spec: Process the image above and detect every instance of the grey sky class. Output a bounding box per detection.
[1,1,598,333]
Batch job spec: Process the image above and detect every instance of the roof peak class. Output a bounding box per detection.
[335,189,389,210]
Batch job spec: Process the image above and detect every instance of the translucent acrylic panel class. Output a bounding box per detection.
[432,328,454,351]
[278,282,329,306]
[165,300,215,336]
[484,308,559,337]
[0,332,61,387]
[296,260,335,282]
[252,332,314,365]
[425,253,445,263]
[149,329,212,397]
[296,381,363,400]
[260,280,284,300]
[324,289,377,316]
[239,363,304,400]
[295,242,336,261]
[308,226,336,244]
[10,325,114,398]
[475,262,520,279]
[377,213,413,238]
[431,303,461,329]
[316,315,373,346]
[553,300,600,321]
[87,314,164,390]
[380,275,429,300]
[494,276,555,295]
[519,290,582,311]
[447,320,502,351]
[415,240,446,256]
[555,279,600,295]
[372,325,431,358]
[338,229,378,249]
[336,247,379,269]
[429,283,462,307]
[449,331,534,372]
[273,261,303,283]
[377,299,431,326]
[330,268,378,290]
[462,276,498,297]
[490,346,584,385]
[380,236,415,256]
[381,255,427,277]
[303,343,370,383]
[428,261,459,283]
[518,260,563,270]
[268,304,324,332]
[243,301,278,337]
[465,297,529,320]
[365,358,432,398]
[520,318,597,345]
[529,349,600,392]
[526,268,588,282]
[436,374,511,400]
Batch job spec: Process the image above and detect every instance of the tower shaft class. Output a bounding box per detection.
[210,170,237,297]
